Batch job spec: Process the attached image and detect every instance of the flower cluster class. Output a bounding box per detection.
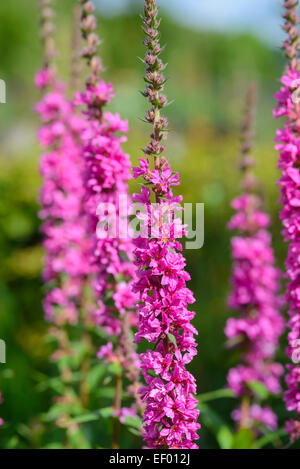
[273,0,300,441]
[76,86,136,333]
[132,0,200,449]
[36,75,91,326]
[232,404,278,432]
[226,85,284,430]
[36,0,92,327]
[226,195,284,395]
[78,0,141,417]
[35,2,102,444]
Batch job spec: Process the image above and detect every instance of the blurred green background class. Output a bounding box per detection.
[0,0,297,448]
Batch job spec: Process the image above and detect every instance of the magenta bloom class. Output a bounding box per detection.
[132,0,200,449]
[232,404,278,432]
[36,71,91,326]
[226,194,284,397]
[226,85,283,431]
[275,78,300,427]
[77,84,138,330]
[77,81,142,413]
[77,0,142,418]
[273,0,300,441]
[35,68,53,89]
[133,162,200,449]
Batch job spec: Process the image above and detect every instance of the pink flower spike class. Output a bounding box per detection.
[274,0,300,441]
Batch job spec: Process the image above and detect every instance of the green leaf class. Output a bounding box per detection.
[217,425,234,450]
[231,429,255,449]
[68,407,114,424]
[107,362,122,376]
[100,407,115,419]
[168,333,177,347]
[254,428,286,449]
[124,416,142,430]
[87,365,107,392]
[6,436,19,449]
[198,402,233,450]
[197,388,234,404]
[127,426,142,437]
[68,428,91,449]
[247,380,269,400]
[43,442,65,449]
[98,386,119,399]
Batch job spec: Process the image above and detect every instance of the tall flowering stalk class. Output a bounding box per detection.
[274,0,300,442]
[132,0,200,449]
[36,0,95,446]
[77,0,143,443]
[226,84,284,433]
[0,392,3,428]
[70,6,82,94]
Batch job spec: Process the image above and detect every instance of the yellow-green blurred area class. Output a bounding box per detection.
[0,0,294,448]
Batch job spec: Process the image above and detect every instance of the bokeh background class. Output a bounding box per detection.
[0,0,298,448]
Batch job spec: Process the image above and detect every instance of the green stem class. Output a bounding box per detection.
[112,373,122,449]
[239,395,250,430]
[197,388,234,404]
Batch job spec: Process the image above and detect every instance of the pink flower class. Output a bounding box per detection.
[114,406,138,424]
[36,75,92,328]
[131,0,200,448]
[97,342,113,360]
[285,419,300,442]
[150,166,180,192]
[76,46,141,412]
[232,404,278,432]
[105,112,128,133]
[35,68,52,89]
[274,2,300,440]
[226,193,284,401]
[75,82,115,112]
[133,186,151,205]
[133,133,200,450]
[132,157,150,179]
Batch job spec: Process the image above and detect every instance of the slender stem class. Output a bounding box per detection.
[239,395,250,430]
[79,333,92,408]
[119,314,144,415]
[112,373,122,449]
[39,0,57,74]
[79,0,104,86]
[70,5,82,93]
[282,0,300,70]
[197,388,234,404]
[240,82,258,194]
[143,0,168,166]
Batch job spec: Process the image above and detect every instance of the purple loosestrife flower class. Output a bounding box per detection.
[36,1,97,441]
[226,84,284,431]
[37,83,91,326]
[36,0,92,328]
[274,0,300,442]
[132,0,200,449]
[232,404,278,432]
[77,0,143,422]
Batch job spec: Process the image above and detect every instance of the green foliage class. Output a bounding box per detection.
[0,0,298,450]
[231,429,255,450]
[247,381,270,401]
